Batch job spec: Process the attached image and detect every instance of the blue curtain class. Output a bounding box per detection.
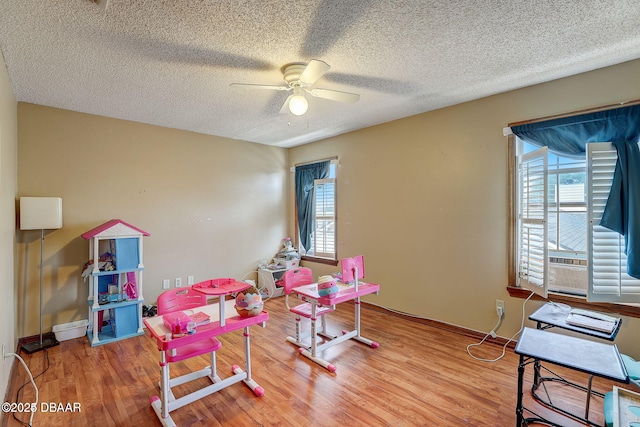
[600,140,640,279]
[511,104,640,156]
[511,104,640,279]
[295,161,330,253]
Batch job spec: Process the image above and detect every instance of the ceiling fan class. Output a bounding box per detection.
[230,59,360,116]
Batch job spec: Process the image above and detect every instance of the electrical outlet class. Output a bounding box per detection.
[162,279,170,290]
[175,277,182,287]
[187,276,194,285]
[496,300,505,317]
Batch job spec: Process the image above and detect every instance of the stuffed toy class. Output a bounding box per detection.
[317,275,339,298]
[234,285,264,317]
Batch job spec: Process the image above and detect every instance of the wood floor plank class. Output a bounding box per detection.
[1,298,627,426]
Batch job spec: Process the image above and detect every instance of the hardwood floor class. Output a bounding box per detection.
[1,298,627,426]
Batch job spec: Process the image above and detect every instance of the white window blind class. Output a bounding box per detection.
[312,178,335,258]
[587,142,640,302]
[518,147,548,298]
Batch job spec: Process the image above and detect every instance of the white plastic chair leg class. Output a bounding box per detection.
[209,352,221,382]
[294,315,302,343]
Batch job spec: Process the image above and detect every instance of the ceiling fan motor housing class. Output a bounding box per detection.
[282,63,307,86]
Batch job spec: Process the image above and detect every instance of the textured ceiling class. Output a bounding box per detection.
[1,1,640,148]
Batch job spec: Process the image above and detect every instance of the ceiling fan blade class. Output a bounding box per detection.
[306,88,360,104]
[230,83,290,91]
[298,59,331,85]
[279,95,293,114]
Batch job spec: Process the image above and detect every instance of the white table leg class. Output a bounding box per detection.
[350,298,379,348]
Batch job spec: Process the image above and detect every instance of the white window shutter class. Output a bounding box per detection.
[587,143,640,302]
[518,147,548,298]
[312,178,336,258]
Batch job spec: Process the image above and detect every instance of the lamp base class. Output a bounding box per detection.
[19,334,59,354]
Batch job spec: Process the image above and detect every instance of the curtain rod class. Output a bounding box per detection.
[503,98,640,136]
[293,156,338,168]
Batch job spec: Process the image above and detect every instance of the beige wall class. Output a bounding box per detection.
[0,50,17,400]
[12,58,640,366]
[17,105,288,339]
[291,59,640,356]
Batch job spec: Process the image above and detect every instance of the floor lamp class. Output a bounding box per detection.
[19,197,63,354]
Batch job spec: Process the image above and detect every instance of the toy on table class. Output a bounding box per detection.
[234,285,264,317]
[317,275,339,298]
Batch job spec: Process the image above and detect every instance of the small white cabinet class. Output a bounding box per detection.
[81,219,150,346]
[257,267,288,298]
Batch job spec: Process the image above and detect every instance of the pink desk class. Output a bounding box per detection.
[291,281,380,371]
[144,281,267,427]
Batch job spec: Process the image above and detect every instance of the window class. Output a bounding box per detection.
[510,103,640,311]
[514,137,640,303]
[295,160,337,261]
[311,176,336,258]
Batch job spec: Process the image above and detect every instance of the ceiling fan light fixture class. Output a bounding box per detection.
[289,87,308,116]
[231,60,359,116]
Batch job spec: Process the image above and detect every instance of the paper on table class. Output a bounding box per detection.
[566,313,615,333]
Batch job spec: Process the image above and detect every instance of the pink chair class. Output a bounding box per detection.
[156,287,222,399]
[282,267,334,348]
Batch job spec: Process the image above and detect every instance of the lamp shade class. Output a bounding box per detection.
[289,86,308,116]
[289,95,308,116]
[20,197,63,230]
